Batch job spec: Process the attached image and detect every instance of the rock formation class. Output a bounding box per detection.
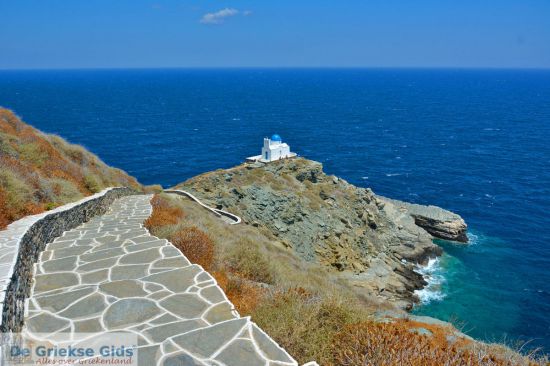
[175,158,467,309]
[378,197,468,243]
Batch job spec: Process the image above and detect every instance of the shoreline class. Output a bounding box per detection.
[413,256,446,305]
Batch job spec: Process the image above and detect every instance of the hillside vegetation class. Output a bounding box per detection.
[146,193,548,366]
[0,108,141,229]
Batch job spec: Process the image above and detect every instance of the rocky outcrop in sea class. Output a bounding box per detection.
[378,197,468,243]
[176,158,468,309]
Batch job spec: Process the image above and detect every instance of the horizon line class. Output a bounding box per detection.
[1,66,550,72]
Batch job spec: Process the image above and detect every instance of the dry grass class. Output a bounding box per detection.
[42,178,82,204]
[0,107,141,229]
[145,194,213,270]
[0,169,40,227]
[143,184,164,194]
[224,237,275,284]
[170,227,214,270]
[144,194,185,235]
[213,270,266,315]
[251,289,363,365]
[331,321,548,366]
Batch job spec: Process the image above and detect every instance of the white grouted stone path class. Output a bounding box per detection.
[0,189,117,307]
[23,195,298,366]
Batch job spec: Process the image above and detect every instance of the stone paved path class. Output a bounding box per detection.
[0,190,113,308]
[23,195,297,366]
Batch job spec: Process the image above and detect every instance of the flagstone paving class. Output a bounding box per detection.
[23,195,298,366]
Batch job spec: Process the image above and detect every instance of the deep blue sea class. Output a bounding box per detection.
[1,69,549,352]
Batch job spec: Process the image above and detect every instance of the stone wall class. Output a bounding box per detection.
[0,187,138,332]
[164,189,242,224]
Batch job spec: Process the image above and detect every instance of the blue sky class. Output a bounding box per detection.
[1,0,549,69]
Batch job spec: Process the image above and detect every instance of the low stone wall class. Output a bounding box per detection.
[164,189,242,224]
[0,187,138,332]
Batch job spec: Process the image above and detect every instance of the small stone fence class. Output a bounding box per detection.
[0,187,137,332]
[164,189,242,224]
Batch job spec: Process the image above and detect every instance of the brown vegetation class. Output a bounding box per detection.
[145,194,214,270]
[169,227,214,270]
[331,321,547,366]
[0,108,141,229]
[144,194,185,235]
[334,321,477,366]
[213,270,266,315]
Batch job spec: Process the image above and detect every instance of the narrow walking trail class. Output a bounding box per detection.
[23,195,297,366]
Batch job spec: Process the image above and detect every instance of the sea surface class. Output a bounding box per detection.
[1,68,549,352]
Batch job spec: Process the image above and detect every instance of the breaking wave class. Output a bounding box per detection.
[414,257,446,305]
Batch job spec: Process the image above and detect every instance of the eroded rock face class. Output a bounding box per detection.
[176,158,467,308]
[379,197,468,243]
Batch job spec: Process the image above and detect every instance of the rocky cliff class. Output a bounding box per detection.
[379,197,468,243]
[175,158,467,309]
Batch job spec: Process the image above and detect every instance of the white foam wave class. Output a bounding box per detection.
[385,173,402,177]
[415,287,446,303]
[467,232,480,245]
[414,257,446,305]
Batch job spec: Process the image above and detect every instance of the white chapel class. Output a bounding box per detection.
[246,134,297,163]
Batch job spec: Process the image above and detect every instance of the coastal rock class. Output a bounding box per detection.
[378,197,468,243]
[175,158,463,308]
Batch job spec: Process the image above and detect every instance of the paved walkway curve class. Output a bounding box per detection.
[164,189,242,225]
[23,195,296,366]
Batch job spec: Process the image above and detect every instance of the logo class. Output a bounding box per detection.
[1,333,138,365]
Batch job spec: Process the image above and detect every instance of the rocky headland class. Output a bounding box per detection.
[379,197,468,243]
[175,157,467,309]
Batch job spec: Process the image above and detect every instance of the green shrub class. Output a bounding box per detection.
[0,169,34,213]
[48,134,87,164]
[83,172,102,193]
[0,132,17,156]
[46,178,83,204]
[19,142,48,167]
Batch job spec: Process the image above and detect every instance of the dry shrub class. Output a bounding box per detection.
[45,178,83,204]
[0,190,11,228]
[251,289,357,365]
[0,169,40,225]
[331,321,543,366]
[225,238,275,284]
[0,170,34,210]
[143,184,163,194]
[170,227,214,270]
[144,194,185,235]
[19,142,48,167]
[213,270,265,315]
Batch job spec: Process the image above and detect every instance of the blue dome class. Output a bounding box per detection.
[271,134,282,142]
